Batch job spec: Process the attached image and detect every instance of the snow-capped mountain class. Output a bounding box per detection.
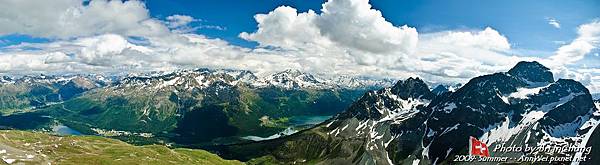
[320,77,435,164]
[254,69,328,89]
[112,68,391,91]
[1,68,392,96]
[218,61,600,165]
[114,68,252,91]
[419,61,598,164]
[422,62,598,164]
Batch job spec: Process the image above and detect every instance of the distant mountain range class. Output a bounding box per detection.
[0,68,395,90]
[214,61,600,165]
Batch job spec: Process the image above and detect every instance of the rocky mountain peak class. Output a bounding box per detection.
[271,69,318,82]
[341,77,432,120]
[262,69,324,89]
[507,61,554,85]
[277,69,303,76]
[391,77,434,100]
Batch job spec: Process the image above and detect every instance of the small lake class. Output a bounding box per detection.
[289,115,332,126]
[52,125,82,135]
[242,115,332,141]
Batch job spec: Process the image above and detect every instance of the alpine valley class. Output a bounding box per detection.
[0,68,392,146]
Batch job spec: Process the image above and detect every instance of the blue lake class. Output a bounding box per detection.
[242,115,332,141]
[289,115,332,126]
[52,125,82,135]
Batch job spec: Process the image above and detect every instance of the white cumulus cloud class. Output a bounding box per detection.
[0,0,169,38]
[548,21,600,66]
[239,6,328,50]
[316,0,418,55]
[240,0,418,66]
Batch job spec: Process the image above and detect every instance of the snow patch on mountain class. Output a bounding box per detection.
[442,103,457,113]
[507,86,547,99]
[539,92,585,112]
[480,111,545,146]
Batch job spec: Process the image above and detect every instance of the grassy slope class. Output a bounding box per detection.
[0,130,243,165]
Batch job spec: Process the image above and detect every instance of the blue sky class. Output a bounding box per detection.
[143,0,599,54]
[1,0,598,53]
[0,0,599,92]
